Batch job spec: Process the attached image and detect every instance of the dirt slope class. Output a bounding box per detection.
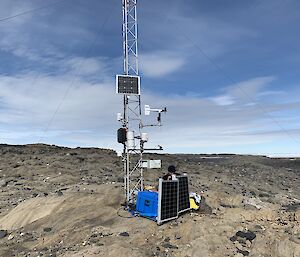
[0,144,299,257]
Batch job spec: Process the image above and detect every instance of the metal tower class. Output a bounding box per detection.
[122,0,143,204]
[117,0,166,206]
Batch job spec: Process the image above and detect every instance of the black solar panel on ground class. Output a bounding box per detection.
[157,179,178,224]
[177,175,190,213]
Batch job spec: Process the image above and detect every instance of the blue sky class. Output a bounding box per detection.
[0,0,300,156]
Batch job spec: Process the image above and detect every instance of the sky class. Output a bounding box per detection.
[0,0,300,156]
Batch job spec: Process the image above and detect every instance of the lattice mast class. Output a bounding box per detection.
[122,0,144,204]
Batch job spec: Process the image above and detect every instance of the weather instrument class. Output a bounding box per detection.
[144,105,167,127]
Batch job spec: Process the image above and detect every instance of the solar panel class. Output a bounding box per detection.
[116,75,140,95]
[177,175,190,214]
[157,179,179,225]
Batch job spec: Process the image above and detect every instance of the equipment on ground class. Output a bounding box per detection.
[157,179,179,225]
[136,191,158,219]
[189,192,202,210]
[135,175,192,225]
[177,175,191,214]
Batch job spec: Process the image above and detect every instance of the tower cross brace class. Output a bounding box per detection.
[122,0,144,204]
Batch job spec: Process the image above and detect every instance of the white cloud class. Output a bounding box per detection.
[139,76,300,154]
[139,51,185,78]
[0,73,119,130]
[0,71,299,155]
[0,0,95,64]
[210,95,234,106]
[227,76,276,103]
[63,57,109,76]
[208,76,275,106]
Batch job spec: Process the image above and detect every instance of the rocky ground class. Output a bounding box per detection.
[0,144,299,257]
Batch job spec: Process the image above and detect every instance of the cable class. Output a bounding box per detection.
[117,206,135,219]
[250,0,287,13]
[37,0,118,143]
[249,0,265,10]
[168,20,300,147]
[0,0,71,23]
[0,0,75,108]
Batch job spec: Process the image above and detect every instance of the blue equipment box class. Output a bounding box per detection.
[136,191,158,218]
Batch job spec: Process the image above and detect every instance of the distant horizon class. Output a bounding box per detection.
[1,142,299,158]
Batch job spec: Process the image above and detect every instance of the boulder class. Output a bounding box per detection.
[0,179,7,187]
[0,230,7,239]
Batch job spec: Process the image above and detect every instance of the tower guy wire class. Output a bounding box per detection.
[169,20,300,147]
[0,0,72,23]
[37,0,118,143]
